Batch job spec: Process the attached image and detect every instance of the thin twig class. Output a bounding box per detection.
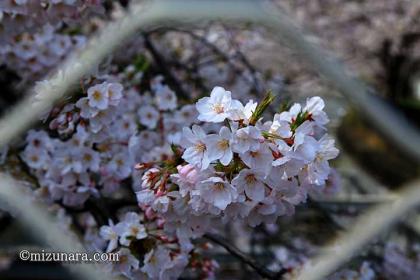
[225,27,263,93]
[153,27,261,94]
[143,33,190,100]
[204,233,286,279]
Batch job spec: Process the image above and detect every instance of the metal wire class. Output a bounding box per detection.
[0,173,118,280]
[297,178,420,280]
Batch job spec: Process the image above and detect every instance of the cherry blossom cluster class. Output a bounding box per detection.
[21,72,200,209]
[95,211,217,279]
[0,1,105,82]
[17,66,223,278]
[0,0,103,43]
[21,79,128,206]
[1,41,348,280]
[0,24,87,80]
[137,86,339,239]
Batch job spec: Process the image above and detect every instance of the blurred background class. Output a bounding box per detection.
[0,0,419,279]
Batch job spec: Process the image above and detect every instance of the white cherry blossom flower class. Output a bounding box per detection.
[141,246,171,279]
[150,75,164,91]
[232,169,267,202]
[113,248,139,277]
[161,252,189,280]
[107,82,123,106]
[181,125,211,170]
[292,135,319,163]
[239,143,273,175]
[305,135,339,185]
[138,105,159,129]
[196,86,232,122]
[272,139,293,166]
[55,148,83,174]
[228,99,257,122]
[293,121,315,149]
[79,147,100,172]
[25,130,53,151]
[99,219,119,253]
[21,145,49,169]
[280,103,301,124]
[134,131,160,151]
[50,35,72,56]
[76,97,98,118]
[115,212,147,246]
[155,85,177,110]
[303,96,329,127]
[200,177,237,210]
[231,125,262,153]
[87,83,109,110]
[270,113,293,138]
[68,126,89,148]
[106,152,133,180]
[136,189,156,206]
[174,104,197,125]
[89,110,114,133]
[152,195,171,213]
[112,115,137,140]
[206,126,233,165]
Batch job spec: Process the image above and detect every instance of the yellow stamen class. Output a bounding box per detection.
[92,91,102,101]
[217,139,229,150]
[245,174,256,184]
[214,182,225,190]
[195,142,206,152]
[212,103,224,114]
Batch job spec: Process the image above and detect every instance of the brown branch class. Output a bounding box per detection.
[150,27,262,95]
[143,33,190,100]
[204,233,286,279]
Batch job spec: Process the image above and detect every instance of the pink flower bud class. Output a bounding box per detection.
[157,218,165,228]
[156,189,165,197]
[177,164,199,184]
[145,207,155,220]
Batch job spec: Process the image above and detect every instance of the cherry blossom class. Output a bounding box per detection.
[138,105,160,129]
[115,212,147,246]
[205,126,234,166]
[232,169,267,202]
[181,125,212,170]
[231,125,262,153]
[200,177,238,210]
[196,86,232,122]
[137,87,339,234]
[155,85,177,110]
[99,220,119,253]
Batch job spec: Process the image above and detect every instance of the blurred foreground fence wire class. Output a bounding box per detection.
[0,0,419,279]
[0,173,117,280]
[297,179,420,280]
